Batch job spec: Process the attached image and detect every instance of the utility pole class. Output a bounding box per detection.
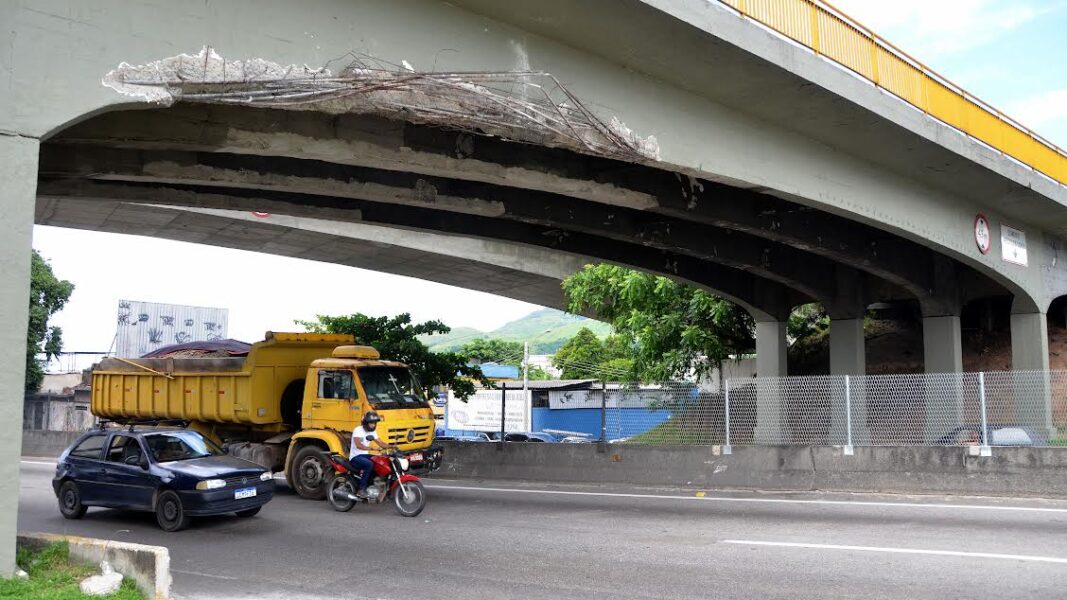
[522,341,529,391]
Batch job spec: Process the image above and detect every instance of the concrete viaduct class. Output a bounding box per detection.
[4,0,1067,573]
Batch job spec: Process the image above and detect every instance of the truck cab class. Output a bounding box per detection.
[286,345,440,499]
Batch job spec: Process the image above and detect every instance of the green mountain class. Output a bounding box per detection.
[422,308,611,354]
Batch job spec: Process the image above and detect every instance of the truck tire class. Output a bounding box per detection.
[291,445,329,500]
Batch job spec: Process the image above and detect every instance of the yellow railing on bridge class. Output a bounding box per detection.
[718,0,1067,186]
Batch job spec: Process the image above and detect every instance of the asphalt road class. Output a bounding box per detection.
[18,459,1067,599]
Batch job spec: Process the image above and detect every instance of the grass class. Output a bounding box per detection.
[0,542,143,600]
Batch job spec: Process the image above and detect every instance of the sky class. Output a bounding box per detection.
[33,0,1067,370]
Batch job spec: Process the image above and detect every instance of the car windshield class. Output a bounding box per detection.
[359,367,429,409]
[144,431,224,463]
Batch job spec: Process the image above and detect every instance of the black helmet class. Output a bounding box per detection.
[361,411,382,428]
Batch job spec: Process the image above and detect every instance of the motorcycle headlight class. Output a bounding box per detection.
[259,471,273,481]
[398,457,410,471]
[196,479,226,491]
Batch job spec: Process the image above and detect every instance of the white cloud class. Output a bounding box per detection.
[1005,89,1067,128]
[1004,89,1067,146]
[830,0,1050,56]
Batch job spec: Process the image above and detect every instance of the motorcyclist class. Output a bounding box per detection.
[349,411,396,498]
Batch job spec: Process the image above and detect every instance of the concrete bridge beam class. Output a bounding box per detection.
[0,135,38,575]
[37,145,851,304]
[36,182,808,323]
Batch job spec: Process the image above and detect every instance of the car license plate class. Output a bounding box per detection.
[408,452,424,462]
[234,487,257,500]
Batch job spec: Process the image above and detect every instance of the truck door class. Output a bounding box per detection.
[310,369,358,430]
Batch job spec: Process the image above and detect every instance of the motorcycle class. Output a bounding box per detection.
[323,451,427,517]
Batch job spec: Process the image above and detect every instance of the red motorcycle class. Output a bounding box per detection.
[323,451,427,517]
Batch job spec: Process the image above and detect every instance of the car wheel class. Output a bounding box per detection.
[58,481,87,519]
[156,490,191,532]
[235,507,261,518]
[291,446,328,500]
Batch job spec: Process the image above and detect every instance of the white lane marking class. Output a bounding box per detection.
[722,540,1067,564]
[424,483,1067,514]
[172,569,241,581]
[20,461,57,467]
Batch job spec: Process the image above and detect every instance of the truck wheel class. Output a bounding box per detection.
[58,481,87,519]
[291,446,328,500]
[156,490,191,532]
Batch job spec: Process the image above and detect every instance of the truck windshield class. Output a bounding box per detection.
[144,431,224,463]
[359,367,429,409]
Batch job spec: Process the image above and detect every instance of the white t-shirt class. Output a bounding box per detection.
[350,426,379,457]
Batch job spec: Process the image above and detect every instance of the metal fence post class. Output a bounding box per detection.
[598,380,607,453]
[978,371,992,457]
[844,375,854,456]
[723,379,732,455]
[498,382,506,452]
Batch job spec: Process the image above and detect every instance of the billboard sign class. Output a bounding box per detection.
[446,389,530,432]
[114,300,229,358]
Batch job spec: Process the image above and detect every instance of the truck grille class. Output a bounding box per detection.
[385,425,432,445]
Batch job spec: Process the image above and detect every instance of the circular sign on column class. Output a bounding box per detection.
[974,213,991,255]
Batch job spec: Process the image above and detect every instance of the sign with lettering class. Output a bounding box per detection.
[1001,225,1028,266]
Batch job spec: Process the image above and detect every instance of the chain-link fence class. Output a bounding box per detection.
[594,370,1067,449]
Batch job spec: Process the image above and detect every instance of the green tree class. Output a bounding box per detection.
[26,251,74,392]
[297,313,485,399]
[552,327,605,379]
[562,264,754,382]
[459,338,524,366]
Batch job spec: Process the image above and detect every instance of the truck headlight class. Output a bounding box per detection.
[398,457,410,471]
[259,471,273,481]
[196,479,226,490]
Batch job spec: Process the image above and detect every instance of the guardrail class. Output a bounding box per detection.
[716,0,1067,186]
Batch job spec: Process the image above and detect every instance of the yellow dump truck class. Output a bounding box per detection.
[91,332,441,500]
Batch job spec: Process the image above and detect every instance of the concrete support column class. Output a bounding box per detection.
[0,134,39,576]
[829,318,869,445]
[922,315,964,443]
[753,320,787,444]
[1010,311,1053,437]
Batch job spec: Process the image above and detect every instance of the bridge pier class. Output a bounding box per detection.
[829,317,870,444]
[0,135,37,576]
[922,315,964,442]
[1010,311,1054,437]
[753,320,787,443]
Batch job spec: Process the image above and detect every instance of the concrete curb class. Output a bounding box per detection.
[18,532,171,599]
[435,441,1067,498]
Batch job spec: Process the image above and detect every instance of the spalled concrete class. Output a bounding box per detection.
[435,441,1067,498]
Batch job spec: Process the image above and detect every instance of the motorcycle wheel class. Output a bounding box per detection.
[392,480,426,517]
[326,475,356,513]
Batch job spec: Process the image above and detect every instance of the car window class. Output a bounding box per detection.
[69,434,107,459]
[105,435,144,464]
[318,370,355,399]
[144,431,224,462]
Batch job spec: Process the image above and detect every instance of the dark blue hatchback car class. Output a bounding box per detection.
[53,427,274,531]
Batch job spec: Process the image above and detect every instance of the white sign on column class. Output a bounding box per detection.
[1001,225,1028,266]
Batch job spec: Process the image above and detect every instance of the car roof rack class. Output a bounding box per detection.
[97,418,190,432]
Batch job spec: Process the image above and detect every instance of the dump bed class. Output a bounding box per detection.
[91,332,354,425]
